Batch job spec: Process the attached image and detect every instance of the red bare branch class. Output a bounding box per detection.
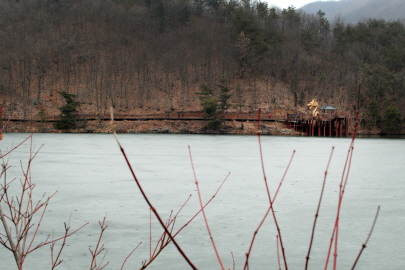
[305,147,334,270]
[111,108,197,270]
[189,145,225,270]
[351,206,380,270]
[121,242,142,270]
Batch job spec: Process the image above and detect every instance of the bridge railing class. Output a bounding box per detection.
[2,110,354,122]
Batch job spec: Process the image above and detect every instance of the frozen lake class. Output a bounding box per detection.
[1,133,405,269]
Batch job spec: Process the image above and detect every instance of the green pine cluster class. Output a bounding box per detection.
[54,91,80,131]
[198,82,232,130]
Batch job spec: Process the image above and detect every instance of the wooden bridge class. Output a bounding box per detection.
[109,110,354,137]
[3,110,354,137]
[3,111,283,122]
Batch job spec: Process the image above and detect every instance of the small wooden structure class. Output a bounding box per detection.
[286,105,352,137]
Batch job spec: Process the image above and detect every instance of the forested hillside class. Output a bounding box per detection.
[0,0,404,133]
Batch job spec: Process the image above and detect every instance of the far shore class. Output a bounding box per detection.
[1,119,391,137]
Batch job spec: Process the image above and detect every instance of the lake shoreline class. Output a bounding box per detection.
[2,119,301,136]
[1,118,388,137]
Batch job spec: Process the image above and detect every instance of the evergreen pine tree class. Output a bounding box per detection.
[54,91,80,131]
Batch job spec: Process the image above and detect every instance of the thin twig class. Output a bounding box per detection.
[351,205,380,270]
[0,134,34,159]
[89,216,109,270]
[142,175,228,270]
[305,147,334,270]
[276,235,281,270]
[28,222,89,254]
[231,252,235,270]
[121,242,142,270]
[149,208,152,259]
[325,85,360,270]
[189,145,225,270]
[50,222,70,269]
[244,109,291,270]
[149,195,192,262]
[174,173,230,238]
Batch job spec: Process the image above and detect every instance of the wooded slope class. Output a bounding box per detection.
[0,0,404,133]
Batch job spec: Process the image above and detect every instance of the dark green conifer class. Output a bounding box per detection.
[54,91,80,131]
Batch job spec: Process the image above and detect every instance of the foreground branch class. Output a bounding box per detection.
[351,205,381,270]
[110,108,197,270]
